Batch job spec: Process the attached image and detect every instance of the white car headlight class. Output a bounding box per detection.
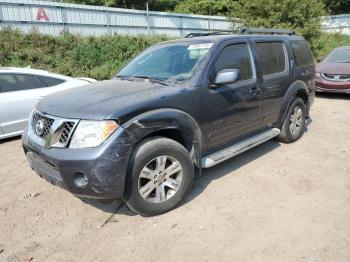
[69,120,118,148]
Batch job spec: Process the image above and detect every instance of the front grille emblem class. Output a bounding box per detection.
[31,111,78,148]
[35,119,45,136]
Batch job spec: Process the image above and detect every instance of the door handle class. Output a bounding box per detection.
[250,87,261,96]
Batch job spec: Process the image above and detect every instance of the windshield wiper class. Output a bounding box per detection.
[130,75,169,86]
[115,75,168,86]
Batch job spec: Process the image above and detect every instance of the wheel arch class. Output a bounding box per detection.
[278,80,310,126]
[121,108,203,169]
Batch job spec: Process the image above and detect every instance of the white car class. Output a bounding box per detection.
[0,67,96,139]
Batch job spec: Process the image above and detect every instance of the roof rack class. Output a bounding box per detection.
[239,27,295,35]
[185,32,226,38]
[184,27,295,39]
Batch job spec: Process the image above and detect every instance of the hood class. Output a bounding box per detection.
[36,79,180,121]
[316,62,350,75]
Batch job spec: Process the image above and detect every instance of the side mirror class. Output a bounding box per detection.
[213,69,240,86]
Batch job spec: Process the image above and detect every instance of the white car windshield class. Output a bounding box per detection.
[116,42,213,85]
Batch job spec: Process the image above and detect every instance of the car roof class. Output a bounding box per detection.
[162,33,305,45]
[0,67,75,80]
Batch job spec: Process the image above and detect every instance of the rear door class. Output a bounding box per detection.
[253,40,293,127]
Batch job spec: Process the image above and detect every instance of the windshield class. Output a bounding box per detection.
[116,42,213,85]
[324,48,350,63]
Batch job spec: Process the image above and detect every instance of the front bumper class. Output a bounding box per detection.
[22,126,133,199]
[316,78,350,94]
[316,86,350,94]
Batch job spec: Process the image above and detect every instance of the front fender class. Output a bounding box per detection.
[121,108,203,167]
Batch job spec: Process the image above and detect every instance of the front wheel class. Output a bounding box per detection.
[124,137,194,216]
[277,97,306,143]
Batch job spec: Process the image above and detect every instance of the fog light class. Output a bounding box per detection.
[74,172,89,188]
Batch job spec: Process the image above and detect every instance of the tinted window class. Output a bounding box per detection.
[291,40,314,67]
[0,74,44,93]
[0,74,16,93]
[256,42,286,76]
[39,76,65,87]
[214,43,253,81]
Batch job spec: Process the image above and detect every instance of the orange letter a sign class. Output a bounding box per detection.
[36,8,49,21]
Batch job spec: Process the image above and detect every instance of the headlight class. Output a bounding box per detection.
[69,120,118,148]
[315,72,321,78]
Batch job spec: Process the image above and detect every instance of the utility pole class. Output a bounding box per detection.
[146,1,150,35]
[208,6,212,32]
[208,0,213,32]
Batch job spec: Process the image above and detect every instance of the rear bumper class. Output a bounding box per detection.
[22,126,133,199]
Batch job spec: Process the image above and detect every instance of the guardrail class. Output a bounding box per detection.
[0,0,349,36]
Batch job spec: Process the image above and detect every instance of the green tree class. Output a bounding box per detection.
[229,0,325,53]
[175,0,234,16]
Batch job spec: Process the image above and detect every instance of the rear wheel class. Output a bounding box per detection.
[124,137,194,216]
[277,97,306,143]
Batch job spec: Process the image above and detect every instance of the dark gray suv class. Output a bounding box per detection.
[23,29,315,216]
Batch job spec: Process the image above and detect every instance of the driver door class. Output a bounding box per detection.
[202,41,262,152]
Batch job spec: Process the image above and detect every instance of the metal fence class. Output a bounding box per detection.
[0,0,349,37]
[0,0,233,37]
[322,14,350,35]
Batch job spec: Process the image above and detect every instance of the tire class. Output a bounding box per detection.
[277,97,306,143]
[124,137,194,216]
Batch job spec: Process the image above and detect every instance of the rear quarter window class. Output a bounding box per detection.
[39,76,65,87]
[291,40,314,67]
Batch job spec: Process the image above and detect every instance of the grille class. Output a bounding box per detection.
[31,112,54,139]
[323,73,350,81]
[59,121,75,144]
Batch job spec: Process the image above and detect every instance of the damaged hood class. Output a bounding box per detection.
[36,79,181,121]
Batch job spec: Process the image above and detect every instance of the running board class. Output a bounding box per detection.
[201,128,280,168]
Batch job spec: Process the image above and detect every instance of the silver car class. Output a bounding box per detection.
[0,67,96,139]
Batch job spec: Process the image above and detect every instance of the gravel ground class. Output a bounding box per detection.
[0,94,349,262]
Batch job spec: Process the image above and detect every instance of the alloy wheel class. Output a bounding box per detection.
[289,105,303,135]
[138,155,183,203]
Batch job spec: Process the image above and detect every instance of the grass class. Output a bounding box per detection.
[1,28,350,80]
[0,28,167,80]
